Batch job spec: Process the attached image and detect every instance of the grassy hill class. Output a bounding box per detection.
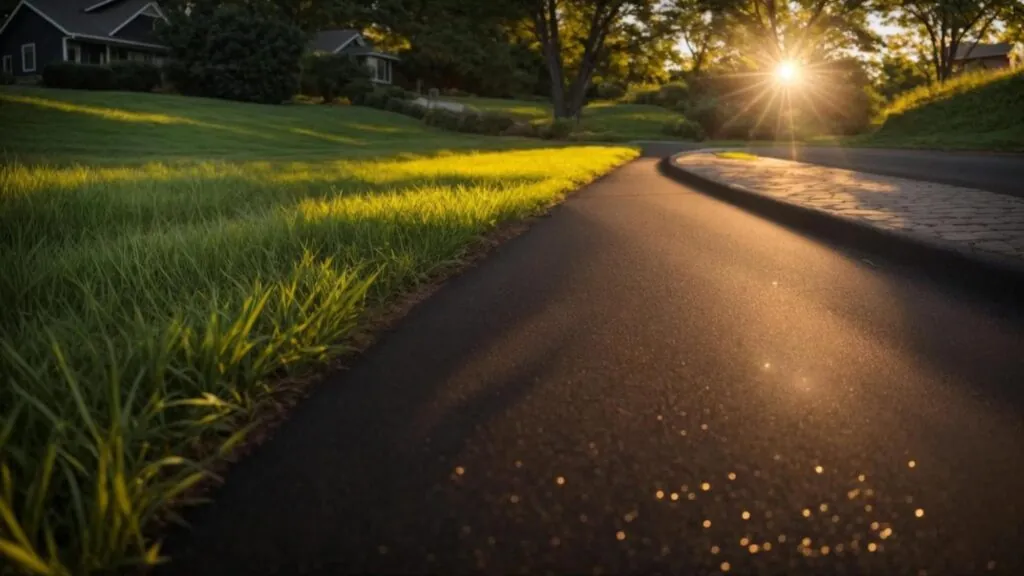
[864,68,1024,152]
[0,86,637,574]
[448,95,689,141]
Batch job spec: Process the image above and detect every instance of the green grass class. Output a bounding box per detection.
[447,96,692,141]
[862,68,1024,152]
[0,86,637,574]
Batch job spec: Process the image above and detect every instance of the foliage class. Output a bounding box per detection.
[342,79,376,104]
[593,81,627,100]
[875,45,932,101]
[110,61,162,92]
[160,3,305,104]
[872,68,1024,151]
[525,0,659,118]
[0,85,637,575]
[300,53,370,102]
[423,107,464,131]
[538,118,575,139]
[42,63,116,90]
[662,116,706,139]
[878,0,1019,82]
[0,71,13,86]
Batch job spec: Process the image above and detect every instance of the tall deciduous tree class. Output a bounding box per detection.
[525,0,655,118]
[881,0,1018,82]
[666,0,727,77]
[703,0,877,65]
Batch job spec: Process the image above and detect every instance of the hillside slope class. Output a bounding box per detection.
[867,68,1024,152]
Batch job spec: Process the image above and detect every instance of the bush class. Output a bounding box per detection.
[424,108,464,131]
[442,87,472,97]
[400,100,427,119]
[539,118,574,140]
[479,112,516,135]
[628,86,661,105]
[457,111,483,133]
[300,53,369,102]
[42,62,115,90]
[385,96,406,113]
[502,121,536,137]
[685,97,723,138]
[661,117,705,140]
[342,79,374,104]
[160,3,305,104]
[110,61,161,92]
[595,82,626,100]
[657,81,690,108]
[0,71,15,85]
[404,90,420,100]
[362,91,389,109]
[382,85,409,100]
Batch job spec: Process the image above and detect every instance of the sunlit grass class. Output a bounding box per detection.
[866,68,1024,151]
[0,86,638,574]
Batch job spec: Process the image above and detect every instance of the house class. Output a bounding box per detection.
[0,0,168,77]
[952,42,1020,73]
[308,29,399,85]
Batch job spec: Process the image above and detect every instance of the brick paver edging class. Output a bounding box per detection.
[660,151,1024,292]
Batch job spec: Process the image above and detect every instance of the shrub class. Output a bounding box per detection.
[385,96,406,113]
[657,81,690,108]
[0,71,15,85]
[685,96,723,137]
[539,118,574,140]
[442,87,472,97]
[382,85,409,100]
[424,108,463,131]
[342,79,374,104]
[42,62,115,90]
[362,91,389,109]
[457,111,483,133]
[404,90,420,100]
[160,3,305,104]
[502,121,536,137]
[661,117,705,140]
[401,100,428,119]
[595,82,626,100]
[110,61,161,92]
[300,53,369,102]
[479,112,516,135]
[628,86,661,105]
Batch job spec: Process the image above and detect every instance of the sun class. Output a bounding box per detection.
[775,61,800,85]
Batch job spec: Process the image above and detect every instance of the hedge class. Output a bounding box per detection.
[110,61,162,92]
[43,62,116,90]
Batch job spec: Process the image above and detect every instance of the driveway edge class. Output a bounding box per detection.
[659,152,1024,293]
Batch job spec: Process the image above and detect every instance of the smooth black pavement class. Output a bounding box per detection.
[164,159,1024,575]
[735,145,1024,198]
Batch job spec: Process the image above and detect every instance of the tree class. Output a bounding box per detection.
[703,0,878,65]
[881,0,1019,82]
[875,39,932,100]
[666,0,726,77]
[160,2,306,104]
[525,0,656,118]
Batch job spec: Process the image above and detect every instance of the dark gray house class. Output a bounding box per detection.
[0,0,168,78]
[309,29,399,85]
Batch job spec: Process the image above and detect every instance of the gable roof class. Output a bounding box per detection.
[309,29,362,54]
[0,0,167,47]
[954,42,1013,61]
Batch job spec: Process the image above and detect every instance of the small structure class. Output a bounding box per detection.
[952,42,1020,73]
[0,0,169,78]
[308,29,399,85]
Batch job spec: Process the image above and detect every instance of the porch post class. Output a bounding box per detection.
[62,37,68,61]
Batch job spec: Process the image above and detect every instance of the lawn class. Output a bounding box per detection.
[0,86,637,574]
[859,68,1024,152]
[449,95,691,141]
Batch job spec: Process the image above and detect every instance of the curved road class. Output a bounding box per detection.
[164,158,1024,575]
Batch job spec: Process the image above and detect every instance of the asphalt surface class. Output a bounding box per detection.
[164,158,1024,575]
[732,146,1024,198]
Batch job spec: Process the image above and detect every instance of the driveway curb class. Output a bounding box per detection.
[659,151,1024,294]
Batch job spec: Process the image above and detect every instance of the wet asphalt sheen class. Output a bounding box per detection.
[163,159,1024,575]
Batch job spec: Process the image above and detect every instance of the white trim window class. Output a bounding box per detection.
[2,55,12,74]
[21,43,36,73]
[67,42,81,63]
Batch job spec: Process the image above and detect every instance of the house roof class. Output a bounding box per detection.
[309,29,362,53]
[954,42,1013,61]
[1,0,167,46]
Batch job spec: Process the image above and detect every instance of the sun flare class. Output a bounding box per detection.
[775,61,800,85]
